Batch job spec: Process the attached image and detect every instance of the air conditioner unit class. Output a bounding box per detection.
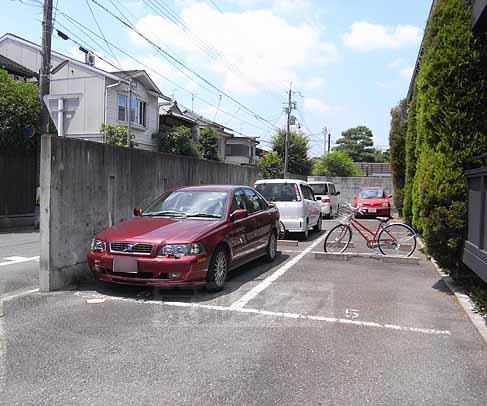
[85,52,95,66]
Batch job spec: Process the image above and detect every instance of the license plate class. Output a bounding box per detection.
[368,208,377,213]
[113,256,138,273]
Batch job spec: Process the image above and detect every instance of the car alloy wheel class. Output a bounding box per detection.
[265,231,277,262]
[213,250,227,288]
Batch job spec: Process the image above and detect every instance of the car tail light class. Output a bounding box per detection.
[322,196,330,203]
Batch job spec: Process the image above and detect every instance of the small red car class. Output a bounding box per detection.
[87,185,279,291]
[353,187,392,218]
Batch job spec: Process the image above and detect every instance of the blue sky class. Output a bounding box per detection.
[1,0,431,156]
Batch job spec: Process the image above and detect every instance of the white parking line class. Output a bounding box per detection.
[74,291,452,337]
[229,233,328,310]
[0,256,40,268]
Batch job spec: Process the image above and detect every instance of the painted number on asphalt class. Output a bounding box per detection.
[345,308,359,319]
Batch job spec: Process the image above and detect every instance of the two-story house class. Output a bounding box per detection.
[0,33,169,150]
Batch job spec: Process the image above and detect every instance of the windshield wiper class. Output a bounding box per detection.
[142,210,187,217]
[187,213,221,219]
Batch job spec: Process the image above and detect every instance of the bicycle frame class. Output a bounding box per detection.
[349,217,384,244]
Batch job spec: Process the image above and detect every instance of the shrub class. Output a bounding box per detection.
[0,68,41,151]
[198,127,219,160]
[156,125,200,157]
[100,124,137,147]
[257,151,283,179]
[404,0,487,269]
[312,151,362,177]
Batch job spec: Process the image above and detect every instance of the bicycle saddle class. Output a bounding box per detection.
[376,217,390,223]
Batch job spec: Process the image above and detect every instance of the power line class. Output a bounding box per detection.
[84,0,121,67]
[141,0,284,102]
[207,0,223,13]
[87,0,279,131]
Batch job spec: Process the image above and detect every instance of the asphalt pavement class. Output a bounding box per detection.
[0,231,39,297]
[1,220,487,405]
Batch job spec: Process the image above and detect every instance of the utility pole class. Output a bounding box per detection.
[284,82,292,179]
[40,0,53,134]
[127,78,132,147]
[323,127,327,155]
[327,130,331,153]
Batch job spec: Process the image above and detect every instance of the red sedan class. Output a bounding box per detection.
[87,185,279,291]
[353,187,392,218]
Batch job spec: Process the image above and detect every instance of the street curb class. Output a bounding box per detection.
[418,238,487,345]
[314,252,420,265]
[278,240,299,247]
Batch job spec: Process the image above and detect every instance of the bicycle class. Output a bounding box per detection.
[323,203,417,257]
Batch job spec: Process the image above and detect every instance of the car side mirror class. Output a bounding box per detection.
[268,202,276,208]
[231,209,248,222]
[388,194,392,199]
[134,208,143,216]
[336,191,340,196]
[315,196,322,201]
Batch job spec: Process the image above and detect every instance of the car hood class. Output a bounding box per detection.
[96,217,222,244]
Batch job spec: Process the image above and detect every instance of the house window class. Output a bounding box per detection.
[118,95,127,121]
[137,99,146,127]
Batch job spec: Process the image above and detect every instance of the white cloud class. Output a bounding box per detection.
[343,21,422,52]
[400,66,414,80]
[130,2,338,95]
[304,97,330,114]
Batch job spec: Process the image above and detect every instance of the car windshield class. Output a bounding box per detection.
[255,183,301,202]
[142,191,228,218]
[309,183,329,195]
[358,189,385,199]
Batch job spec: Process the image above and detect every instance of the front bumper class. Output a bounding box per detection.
[281,218,307,233]
[87,251,209,287]
[359,207,391,217]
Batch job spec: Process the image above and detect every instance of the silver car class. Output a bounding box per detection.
[255,179,322,240]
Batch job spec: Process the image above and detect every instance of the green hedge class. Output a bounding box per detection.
[401,0,487,269]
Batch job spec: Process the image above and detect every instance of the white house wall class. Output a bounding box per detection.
[105,80,159,151]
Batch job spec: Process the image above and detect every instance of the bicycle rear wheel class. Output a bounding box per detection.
[378,223,416,257]
[324,224,352,253]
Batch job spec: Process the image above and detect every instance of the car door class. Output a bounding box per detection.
[300,184,317,226]
[242,188,270,253]
[306,185,321,223]
[227,188,254,261]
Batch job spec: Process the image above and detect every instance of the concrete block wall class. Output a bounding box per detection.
[40,135,260,291]
[307,176,395,207]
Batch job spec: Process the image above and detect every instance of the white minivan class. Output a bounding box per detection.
[255,179,322,240]
[308,181,340,219]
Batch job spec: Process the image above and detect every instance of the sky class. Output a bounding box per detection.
[1,0,432,156]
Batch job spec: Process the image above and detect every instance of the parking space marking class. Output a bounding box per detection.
[73,291,452,337]
[229,233,329,310]
[0,256,40,268]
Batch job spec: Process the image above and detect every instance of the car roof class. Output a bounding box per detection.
[307,181,333,185]
[359,186,384,190]
[175,185,246,192]
[255,179,308,184]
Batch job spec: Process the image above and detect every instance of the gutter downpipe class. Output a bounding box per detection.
[104,81,122,144]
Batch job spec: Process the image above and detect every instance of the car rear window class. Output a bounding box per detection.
[358,189,385,199]
[255,183,301,202]
[310,183,328,195]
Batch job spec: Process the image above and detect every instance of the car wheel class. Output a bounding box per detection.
[313,215,322,232]
[207,247,229,292]
[265,231,278,262]
[278,221,286,240]
[301,222,309,241]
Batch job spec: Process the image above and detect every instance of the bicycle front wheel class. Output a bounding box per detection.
[378,223,416,257]
[324,224,352,253]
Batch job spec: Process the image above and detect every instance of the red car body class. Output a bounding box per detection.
[87,185,279,289]
[353,187,392,218]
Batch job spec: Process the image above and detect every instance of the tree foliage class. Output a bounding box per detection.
[403,0,487,269]
[388,99,408,214]
[0,69,41,151]
[333,126,377,162]
[198,127,220,160]
[257,151,283,179]
[312,151,362,177]
[156,125,200,157]
[100,124,137,147]
[272,129,312,176]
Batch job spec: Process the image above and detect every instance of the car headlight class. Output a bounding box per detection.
[159,243,206,258]
[91,238,106,252]
[382,202,389,208]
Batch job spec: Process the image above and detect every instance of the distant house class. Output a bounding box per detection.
[225,136,258,165]
[159,100,199,142]
[0,54,37,82]
[0,33,169,150]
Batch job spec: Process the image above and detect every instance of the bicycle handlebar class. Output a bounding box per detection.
[343,202,366,215]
